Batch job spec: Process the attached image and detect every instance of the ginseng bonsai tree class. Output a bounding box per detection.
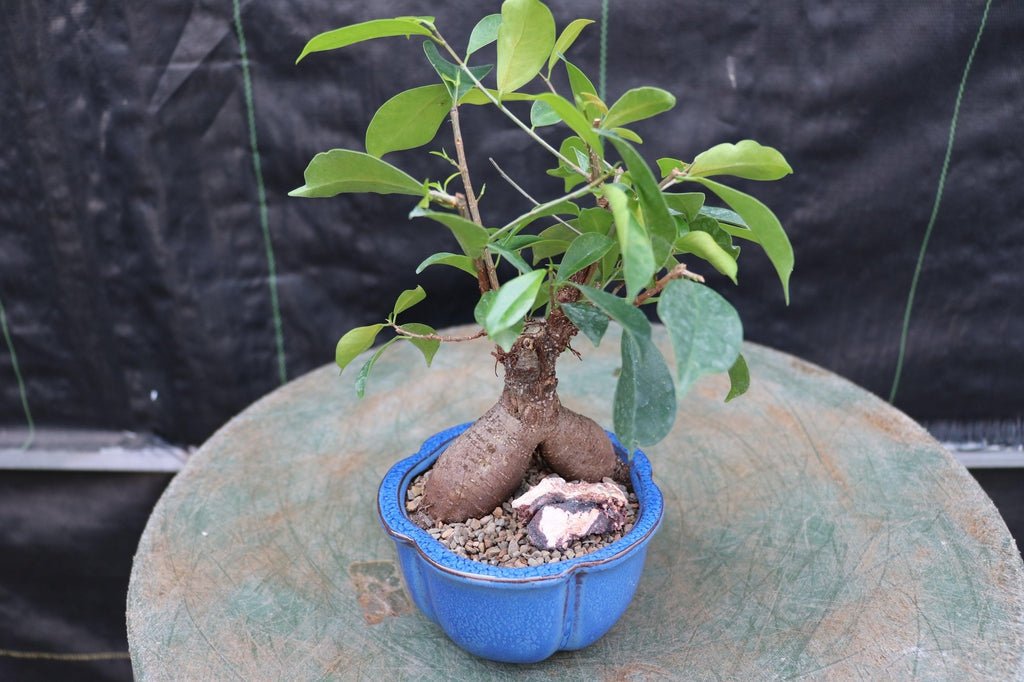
[291,0,794,524]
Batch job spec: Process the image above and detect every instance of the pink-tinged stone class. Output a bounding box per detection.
[512,475,630,550]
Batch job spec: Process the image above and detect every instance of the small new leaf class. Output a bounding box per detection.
[725,353,750,402]
[336,324,385,373]
[602,87,676,130]
[674,231,738,283]
[688,140,793,181]
[466,13,502,56]
[547,18,594,75]
[392,285,426,316]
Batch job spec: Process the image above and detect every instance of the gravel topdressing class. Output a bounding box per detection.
[406,457,639,568]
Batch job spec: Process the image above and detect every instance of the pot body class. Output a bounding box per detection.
[377,423,664,663]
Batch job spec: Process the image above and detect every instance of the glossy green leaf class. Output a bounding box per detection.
[533,93,601,151]
[615,331,677,451]
[530,239,572,263]
[602,87,676,130]
[688,139,793,181]
[289,150,424,197]
[700,205,746,227]
[488,243,532,275]
[657,279,742,396]
[547,18,594,74]
[297,17,435,63]
[530,99,561,127]
[466,13,502,56]
[663,192,705,221]
[422,41,493,102]
[545,136,589,191]
[612,127,643,144]
[564,59,602,119]
[336,324,385,373]
[604,135,675,264]
[574,284,650,339]
[392,285,426,316]
[415,252,478,277]
[560,302,608,346]
[674,231,738,283]
[556,232,615,281]
[604,184,655,300]
[354,338,400,398]
[409,208,489,258]
[725,353,750,402]
[496,0,555,94]
[574,207,614,234]
[691,214,740,259]
[397,322,440,367]
[656,157,687,178]
[685,177,793,303]
[484,270,546,341]
[365,85,450,157]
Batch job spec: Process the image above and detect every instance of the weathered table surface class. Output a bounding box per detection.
[128,326,1024,681]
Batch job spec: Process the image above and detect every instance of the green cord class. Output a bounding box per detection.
[889,0,991,403]
[232,0,288,385]
[0,296,35,451]
[599,0,609,101]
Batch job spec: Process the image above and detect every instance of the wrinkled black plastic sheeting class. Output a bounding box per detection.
[0,472,170,682]
[0,1,1022,445]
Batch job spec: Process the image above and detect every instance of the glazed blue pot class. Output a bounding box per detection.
[377,422,664,664]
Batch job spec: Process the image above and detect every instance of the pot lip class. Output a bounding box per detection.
[377,422,664,584]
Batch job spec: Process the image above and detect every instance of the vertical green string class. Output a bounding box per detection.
[232,0,288,385]
[0,296,35,450]
[889,0,991,403]
[599,0,609,100]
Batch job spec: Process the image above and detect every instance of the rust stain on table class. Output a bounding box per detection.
[127,326,1024,681]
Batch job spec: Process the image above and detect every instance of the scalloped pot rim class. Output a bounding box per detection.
[377,422,665,583]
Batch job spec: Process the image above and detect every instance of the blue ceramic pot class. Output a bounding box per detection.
[377,422,664,664]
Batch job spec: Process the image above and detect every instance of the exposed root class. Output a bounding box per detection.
[539,406,618,483]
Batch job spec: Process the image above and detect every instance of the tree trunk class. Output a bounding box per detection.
[420,314,622,524]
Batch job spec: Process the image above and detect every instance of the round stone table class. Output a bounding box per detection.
[128,327,1024,680]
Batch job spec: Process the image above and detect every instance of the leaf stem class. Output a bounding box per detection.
[634,263,704,306]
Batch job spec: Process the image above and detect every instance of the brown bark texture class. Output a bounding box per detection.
[421,308,622,523]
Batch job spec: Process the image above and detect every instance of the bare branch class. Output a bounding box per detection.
[393,325,487,343]
[490,171,614,242]
[658,167,686,190]
[633,263,705,306]
[488,158,581,236]
[449,106,500,291]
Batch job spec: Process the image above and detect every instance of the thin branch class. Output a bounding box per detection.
[429,30,587,177]
[490,171,614,242]
[658,167,685,190]
[633,263,705,306]
[488,158,581,236]
[539,73,559,95]
[428,189,458,208]
[449,105,499,290]
[393,325,487,343]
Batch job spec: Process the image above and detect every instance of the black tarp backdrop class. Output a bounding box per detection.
[1,0,1022,445]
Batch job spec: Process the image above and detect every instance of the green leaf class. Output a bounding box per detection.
[611,127,643,144]
[485,269,546,333]
[365,85,451,157]
[560,302,608,346]
[355,338,400,398]
[656,157,687,178]
[466,13,502,56]
[530,99,561,127]
[603,184,655,301]
[397,322,440,367]
[688,140,793,181]
[615,331,677,451]
[422,41,493,102]
[488,243,533,275]
[690,215,740,260]
[533,93,601,151]
[546,136,590,191]
[496,0,555,94]
[663,192,705,221]
[574,284,650,339]
[556,232,615,281]
[530,239,572,263]
[603,135,675,265]
[392,285,426,316]
[415,252,478,277]
[574,207,614,234]
[503,199,580,235]
[685,177,793,303]
[602,87,676,130]
[547,18,594,74]
[290,150,424,198]
[725,353,750,402]
[699,205,746,227]
[297,17,435,63]
[336,324,385,373]
[410,208,490,258]
[657,279,742,396]
[675,231,738,283]
[475,290,527,352]
[564,59,602,119]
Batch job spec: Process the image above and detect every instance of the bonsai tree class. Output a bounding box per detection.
[291,1,793,524]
